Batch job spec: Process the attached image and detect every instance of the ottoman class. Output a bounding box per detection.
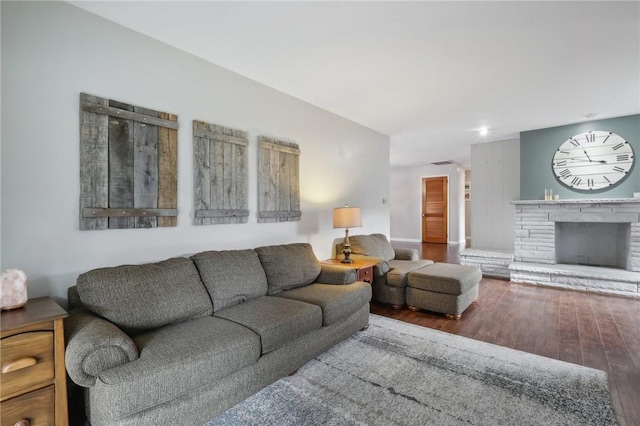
[406,263,481,319]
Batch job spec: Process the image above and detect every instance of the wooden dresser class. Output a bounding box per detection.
[1,297,68,426]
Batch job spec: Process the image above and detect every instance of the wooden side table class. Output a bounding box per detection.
[1,297,69,426]
[321,258,379,284]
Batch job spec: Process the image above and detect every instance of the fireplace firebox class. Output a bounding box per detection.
[555,222,630,269]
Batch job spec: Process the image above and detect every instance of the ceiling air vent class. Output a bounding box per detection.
[430,160,455,166]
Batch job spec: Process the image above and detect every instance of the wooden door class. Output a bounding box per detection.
[422,177,448,243]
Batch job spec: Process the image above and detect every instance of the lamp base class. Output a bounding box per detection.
[341,246,353,263]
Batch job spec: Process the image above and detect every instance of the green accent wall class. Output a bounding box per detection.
[520,115,640,200]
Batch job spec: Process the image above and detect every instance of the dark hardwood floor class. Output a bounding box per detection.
[373,241,640,426]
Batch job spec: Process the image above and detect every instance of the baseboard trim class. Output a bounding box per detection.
[392,238,467,245]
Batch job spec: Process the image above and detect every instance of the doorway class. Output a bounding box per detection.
[421,176,448,244]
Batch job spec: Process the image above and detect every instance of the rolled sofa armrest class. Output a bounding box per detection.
[317,264,357,285]
[394,248,419,261]
[65,308,139,388]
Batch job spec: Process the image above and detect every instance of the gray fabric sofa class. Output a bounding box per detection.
[336,234,432,308]
[64,243,371,426]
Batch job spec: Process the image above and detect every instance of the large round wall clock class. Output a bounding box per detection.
[552,130,635,191]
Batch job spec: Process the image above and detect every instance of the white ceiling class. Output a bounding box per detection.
[69,1,640,168]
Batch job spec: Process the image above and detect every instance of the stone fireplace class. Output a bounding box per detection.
[510,199,640,297]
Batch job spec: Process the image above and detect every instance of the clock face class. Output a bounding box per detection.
[552,131,635,191]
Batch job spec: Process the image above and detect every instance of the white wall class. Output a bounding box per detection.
[0,1,3,269]
[464,170,471,239]
[0,1,390,304]
[470,139,519,250]
[390,163,465,244]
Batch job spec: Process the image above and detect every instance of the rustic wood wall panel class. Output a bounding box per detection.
[133,106,159,229]
[258,136,301,223]
[193,120,248,225]
[79,93,178,230]
[158,113,178,227]
[108,100,134,229]
[80,94,109,230]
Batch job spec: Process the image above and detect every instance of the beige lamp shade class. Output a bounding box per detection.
[333,207,362,229]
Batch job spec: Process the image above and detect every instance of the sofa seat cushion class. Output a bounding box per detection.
[76,257,213,335]
[191,249,268,312]
[407,263,482,295]
[214,296,322,354]
[277,282,372,326]
[94,316,260,419]
[255,244,322,295]
[386,259,434,287]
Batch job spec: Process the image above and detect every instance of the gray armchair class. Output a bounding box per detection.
[336,234,433,308]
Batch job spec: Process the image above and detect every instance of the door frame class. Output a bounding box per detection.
[420,174,450,243]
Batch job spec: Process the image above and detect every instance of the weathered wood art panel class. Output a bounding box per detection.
[193,120,249,225]
[79,93,178,230]
[258,136,301,223]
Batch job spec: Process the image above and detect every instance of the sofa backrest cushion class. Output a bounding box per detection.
[350,234,396,261]
[76,257,213,335]
[191,249,268,312]
[255,243,321,295]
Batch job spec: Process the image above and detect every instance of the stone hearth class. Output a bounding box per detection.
[510,199,640,298]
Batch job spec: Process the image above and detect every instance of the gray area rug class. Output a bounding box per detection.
[206,314,616,425]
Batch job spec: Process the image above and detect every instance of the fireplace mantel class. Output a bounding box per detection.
[512,198,640,205]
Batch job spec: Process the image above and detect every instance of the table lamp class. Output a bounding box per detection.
[333,206,362,263]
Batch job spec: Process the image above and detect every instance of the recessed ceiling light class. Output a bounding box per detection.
[581,112,599,119]
[479,127,489,137]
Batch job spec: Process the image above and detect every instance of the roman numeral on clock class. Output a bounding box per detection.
[613,143,625,150]
[588,179,594,187]
[559,169,571,178]
[570,139,580,147]
[555,160,567,167]
[585,133,595,143]
[617,154,629,162]
[603,176,611,183]
[571,177,582,186]
[613,166,625,173]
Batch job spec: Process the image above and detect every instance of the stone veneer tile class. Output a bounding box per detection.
[527,227,554,232]
[517,257,555,264]
[553,276,637,292]
[550,212,638,223]
[613,207,640,213]
[510,262,639,279]
[562,203,600,209]
[517,216,551,222]
[579,207,613,213]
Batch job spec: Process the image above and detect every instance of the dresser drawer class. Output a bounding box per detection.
[1,331,54,399]
[357,266,373,283]
[1,385,54,426]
